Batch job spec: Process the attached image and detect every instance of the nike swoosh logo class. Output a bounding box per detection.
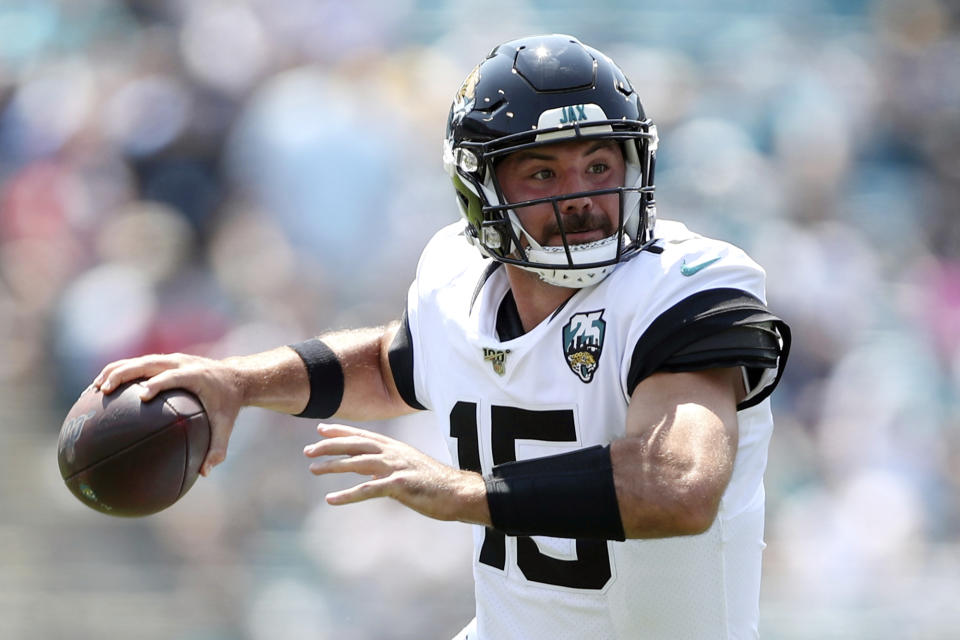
[680,257,721,276]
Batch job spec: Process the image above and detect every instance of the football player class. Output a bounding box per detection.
[95,34,790,639]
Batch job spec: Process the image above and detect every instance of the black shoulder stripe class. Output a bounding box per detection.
[656,323,788,410]
[627,288,791,409]
[388,309,426,411]
[662,324,781,370]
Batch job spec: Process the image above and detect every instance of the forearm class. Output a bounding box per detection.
[294,324,417,422]
[485,444,625,540]
[223,346,311,415]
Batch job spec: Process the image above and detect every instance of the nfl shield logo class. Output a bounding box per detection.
[562,310,606,383]
[483,347,510,376]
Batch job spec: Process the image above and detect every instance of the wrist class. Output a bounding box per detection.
[452,470,492,526]
[221,354,256,407]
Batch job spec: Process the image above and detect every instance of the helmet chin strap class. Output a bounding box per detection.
[506,209,546,256]
[505,208,622,287]
[524,235,621,287]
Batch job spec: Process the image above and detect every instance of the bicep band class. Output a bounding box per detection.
[484,444,626,541]
[288,338,344,419]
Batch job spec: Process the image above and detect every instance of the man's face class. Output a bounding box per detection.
[494,138,626,249]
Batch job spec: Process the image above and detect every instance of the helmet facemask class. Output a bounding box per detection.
[445,120,658,288]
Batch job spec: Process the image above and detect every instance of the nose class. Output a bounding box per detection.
[557,171,594,215]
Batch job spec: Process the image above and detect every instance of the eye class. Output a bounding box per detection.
[587,162,609,175]
[530,168,555,180]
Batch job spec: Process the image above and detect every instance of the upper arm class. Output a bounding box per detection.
[323,323,421,421]
[626,366,741,446]
[613,367,742,537]
[376,320,424,418]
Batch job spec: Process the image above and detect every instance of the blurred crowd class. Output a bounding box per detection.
[1,0,958,638]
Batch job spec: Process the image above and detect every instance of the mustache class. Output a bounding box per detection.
[543,211,614,238]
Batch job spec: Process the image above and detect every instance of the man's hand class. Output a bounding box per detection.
[304,424,490,526]
[93,353,245,477]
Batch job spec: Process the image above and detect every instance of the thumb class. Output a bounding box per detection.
[200,416,235,477]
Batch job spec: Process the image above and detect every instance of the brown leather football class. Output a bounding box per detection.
[57,380,210,517]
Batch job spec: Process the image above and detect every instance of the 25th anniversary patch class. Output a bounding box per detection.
[562,310,606,383]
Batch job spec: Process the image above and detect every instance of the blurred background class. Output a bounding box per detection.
[1,0,958,638]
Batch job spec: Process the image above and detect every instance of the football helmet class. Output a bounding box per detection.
[444,34,658,287]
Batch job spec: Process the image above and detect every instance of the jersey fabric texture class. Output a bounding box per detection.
[399,220,789,640]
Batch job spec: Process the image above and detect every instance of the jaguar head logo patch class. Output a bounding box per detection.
[562,310,606,383]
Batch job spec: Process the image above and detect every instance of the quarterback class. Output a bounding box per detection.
[94,35,790,639]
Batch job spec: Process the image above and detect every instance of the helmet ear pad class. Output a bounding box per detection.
[451,172,482,227]
[451,168,515,254]
[620,136,658,244]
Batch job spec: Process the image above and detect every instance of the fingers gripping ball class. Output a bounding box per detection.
[57,380,210,517]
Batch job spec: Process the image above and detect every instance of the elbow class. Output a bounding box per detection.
[672,495,721,536]
[672,480,725,535]
[611,438,732,539]
[620,485,723,539]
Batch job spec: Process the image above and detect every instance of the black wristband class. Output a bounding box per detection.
[485,444,626,541]
[288,339,344,419]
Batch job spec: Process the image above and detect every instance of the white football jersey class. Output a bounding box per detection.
[401,220,788,640]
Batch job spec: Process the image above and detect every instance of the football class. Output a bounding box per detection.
[57,380,210,517]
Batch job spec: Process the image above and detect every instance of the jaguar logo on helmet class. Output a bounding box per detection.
[562,310,606,383]
[451,64,480,126]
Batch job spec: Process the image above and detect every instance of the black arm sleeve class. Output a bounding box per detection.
[627,288,791,410]
[387,309,427,411]
[485,444,625,541]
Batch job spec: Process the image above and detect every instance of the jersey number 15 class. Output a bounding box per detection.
[450,401,613,591]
